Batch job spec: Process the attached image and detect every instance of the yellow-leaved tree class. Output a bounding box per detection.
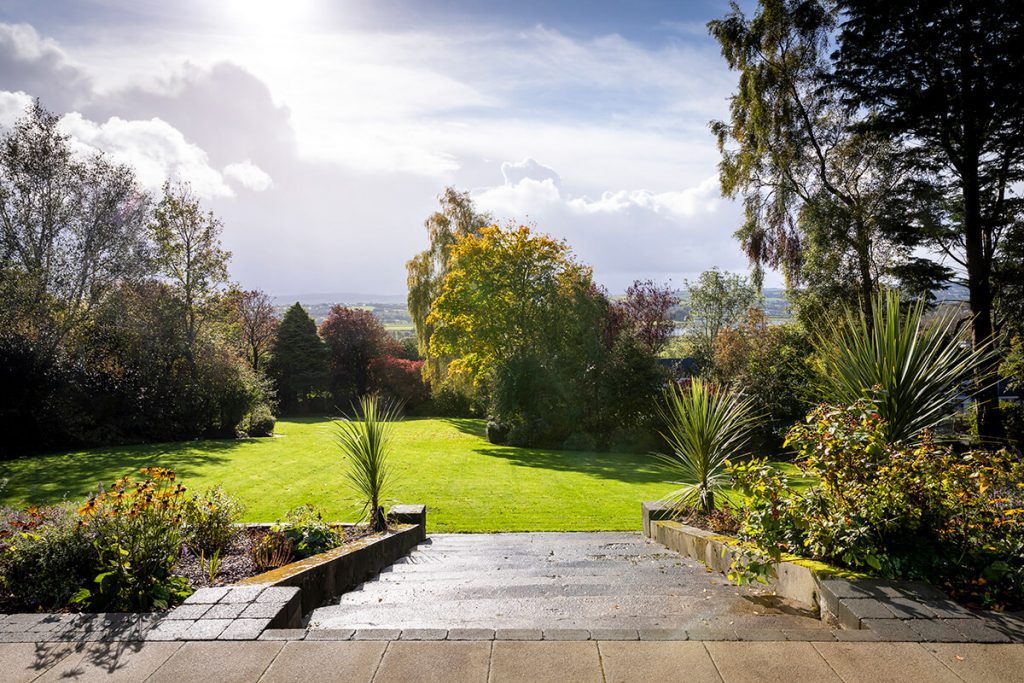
[427,224,602,445]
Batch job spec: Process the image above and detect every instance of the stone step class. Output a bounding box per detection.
[311,593,821,631]
[306,531,829,633]
[340,580,732,602]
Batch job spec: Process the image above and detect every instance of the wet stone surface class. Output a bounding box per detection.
[308,532,827,631]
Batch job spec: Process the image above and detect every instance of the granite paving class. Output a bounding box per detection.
[309,532,827,631]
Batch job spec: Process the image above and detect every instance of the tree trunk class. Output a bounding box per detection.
[963,175,1003,440]
[854,220,875,331]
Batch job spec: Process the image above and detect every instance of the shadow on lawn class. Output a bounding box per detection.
[0,439,240,506]
[473,446,666,484]
[439,417,487,439]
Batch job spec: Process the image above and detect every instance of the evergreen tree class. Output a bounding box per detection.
[834,0,1024,438]
[269,303,328,414]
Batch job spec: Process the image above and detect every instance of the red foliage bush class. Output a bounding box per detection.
[368,356,430,409]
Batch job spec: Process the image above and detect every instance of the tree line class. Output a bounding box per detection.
[0,101,423,457]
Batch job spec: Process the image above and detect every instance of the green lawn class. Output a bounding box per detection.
[0,418,806,532]
[0,418,677,532]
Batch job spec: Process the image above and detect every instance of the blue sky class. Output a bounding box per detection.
[0,0,772,296]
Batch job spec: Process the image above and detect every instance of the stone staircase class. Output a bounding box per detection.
[308,532,827,632]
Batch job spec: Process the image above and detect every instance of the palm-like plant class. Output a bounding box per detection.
[336,394,401,531]
[655,379,759,514]
[815,290,993,444]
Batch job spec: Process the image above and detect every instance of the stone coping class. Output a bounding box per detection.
[641,501,1024,644]
[238,521,426,615]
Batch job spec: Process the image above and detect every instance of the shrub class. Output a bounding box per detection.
[368,356,430,411]
[183,486,245,555]
[731,401,1024,608]
[486,420,509,444]
[336,395,400,531]
[73,468,191,611]
[561,431,598,452]
[245,403,277,437]
[0,504,95,610]
[251,531,294,570]
[274,504,341,559]
[655,379,759,514]
[814,290,993,443]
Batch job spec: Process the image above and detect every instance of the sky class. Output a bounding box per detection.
[0,0,774,297]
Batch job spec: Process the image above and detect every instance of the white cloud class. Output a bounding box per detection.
[501,157,561,188]
[0,17,778,293]
[58,111,232,197]
[0,90,33,128]
[223,160,272,191]
[567,176,721,218]
[476,158,720,221]
[473,160,739,289]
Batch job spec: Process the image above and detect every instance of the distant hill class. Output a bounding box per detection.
[272,292,407,306]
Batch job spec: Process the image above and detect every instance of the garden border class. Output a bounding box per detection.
[0,505,428,644]
[642,501,1024,643]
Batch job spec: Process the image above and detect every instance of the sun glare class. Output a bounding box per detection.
[218,0,318,34]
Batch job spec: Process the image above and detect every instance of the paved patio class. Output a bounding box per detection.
[3,639,1023,681]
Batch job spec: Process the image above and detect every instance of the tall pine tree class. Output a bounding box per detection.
[268,303,328,414]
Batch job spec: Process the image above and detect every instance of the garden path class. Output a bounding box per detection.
[309,532,827,632]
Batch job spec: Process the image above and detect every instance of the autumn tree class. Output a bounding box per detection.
[833,0,1024,438]
[227,288,279,373]
[614,279,679,355]
[149,182,230,363]
[318,306,397,407]
[428,225,601,445]
[406,188,490,387]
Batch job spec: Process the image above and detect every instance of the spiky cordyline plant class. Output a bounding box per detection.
[815,290,994,445]
[336,394,401,532]
[655,378,759,514]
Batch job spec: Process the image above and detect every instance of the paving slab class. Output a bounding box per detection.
[638,628,688,641]
[952,618,1013,642]
[599,641,723,683]
[183,587,230,605]
[589,628,639,641]
[0,642,79,683]
[353,628,402,641]
[259,629,308,641]
[374,641,491,683]
[400,628,448,640]
[494,629,543,641]
[36,641,182,682]
[924,643,1024,683]
[705,641,843,682]
[258,641,386,683]
[219,618,272,640]
[147,640,283,683]
[447,627,494,640]
[490,641,602,683]
[304,628,354,641]
[813,642,960,683]
[542,628,590,640]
